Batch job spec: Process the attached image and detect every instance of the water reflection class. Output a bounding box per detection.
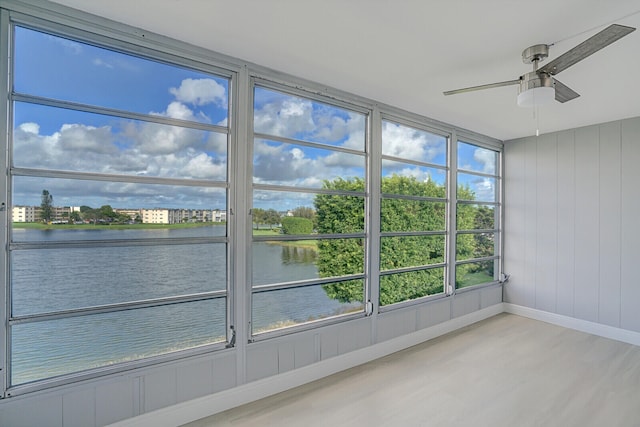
[280,245,318,265]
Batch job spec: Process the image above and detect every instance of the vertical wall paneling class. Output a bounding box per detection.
[598,122,622,327]
[245,343,279,382]
[573,126,600,322]
[0,395,63,427]
[176,360,214,403]
[523,138,538,306]
[377,309,417,342]
[535,133,558,312]
[63,388,96,427]
[144,369,178,413]
[505,117,640,333]
[555,130,576,317]
[416,298,452,330]
[278,342,296,373]
[293,334,318,369]
[503,139,527,305]
[320,329,339,360]
[452,291,480,318]
[480,285,503,309]
[95,379,135,426]
[620,118,640,331]
[211,354,237,393]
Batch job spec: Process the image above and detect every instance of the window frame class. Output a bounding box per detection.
[248,78,371,340]
[453,138,503,292]
[3,16,237,395]
[378,114,451,311]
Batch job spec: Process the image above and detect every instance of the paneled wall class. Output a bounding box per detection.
[504,117,640,332]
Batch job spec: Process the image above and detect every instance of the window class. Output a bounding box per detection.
[379,119,448,306]
[8,26,231,386]
[251,84,367,336]
[455,141,500,288]
[1,5,504,396]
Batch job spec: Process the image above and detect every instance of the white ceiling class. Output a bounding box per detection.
[48,0,640,141]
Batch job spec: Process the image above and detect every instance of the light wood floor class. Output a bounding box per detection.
[184,313,640,427]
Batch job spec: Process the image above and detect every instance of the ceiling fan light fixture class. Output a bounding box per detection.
[517,71,555,107]
[517,85,555,107]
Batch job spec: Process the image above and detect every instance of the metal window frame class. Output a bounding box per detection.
[3,10,237,396]
[376,115,452,310]
[453,139,503,292]
[248,79,371,339]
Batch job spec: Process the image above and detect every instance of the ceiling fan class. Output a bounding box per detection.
[444,24,636,107]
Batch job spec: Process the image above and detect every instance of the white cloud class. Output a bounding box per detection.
[18,122,40,134]
[382,122,445,163]
[254,98,315,138]
[169,78,226,107]
[47,35,82,54]
[473,147,496,174]
[92,58,114,69]
[58,124,117,154]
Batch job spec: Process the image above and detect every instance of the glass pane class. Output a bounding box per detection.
[381,199,446,232]
[252,241,319,286]
[252,238,364,286]
[253,139,364,188]
[457,204,495,230]
[457,173,496,202]
[382,120,447,165]
[382,160,446,189]
[380,235,445,270]
[456,261,496,288]
[14,27,229,125]
[456,233,496,261]
[11,298,226,386]
[252,283,364,334]
[253,190,364,234]
[380,269,444,306]
[14,102,227,180]
[254,86,365,151]
[12,243,226,316]
[458,141,497,174]
[12,177,227,240]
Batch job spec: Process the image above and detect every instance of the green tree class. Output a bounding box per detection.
[292,206,315,221]
[252,208,266,229]
[40,189,54,223]
[69,211,82,223]
[281,217,314,234]
[314,178,366,303]
[314,176,477,306]
[264,209,281,229]
[99,205,117,222]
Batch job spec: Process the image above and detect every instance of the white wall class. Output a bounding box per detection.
[504,116,640,332]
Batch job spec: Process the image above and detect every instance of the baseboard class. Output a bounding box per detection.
[109,304,503,427]
[503,303,640,347]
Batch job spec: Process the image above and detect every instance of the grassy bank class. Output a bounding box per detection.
[252,228,318,249]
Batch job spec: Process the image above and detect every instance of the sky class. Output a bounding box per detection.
[12,26,496,211]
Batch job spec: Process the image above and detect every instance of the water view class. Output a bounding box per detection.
[10,226,360,385]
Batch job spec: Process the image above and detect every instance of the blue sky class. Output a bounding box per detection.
[12,26,496,211]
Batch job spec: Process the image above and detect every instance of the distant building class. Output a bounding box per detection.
[12,206,38,222]
[115,208,142,221]
[141,208,170,224]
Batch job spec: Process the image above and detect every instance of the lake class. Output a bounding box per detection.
[10,226,361,385]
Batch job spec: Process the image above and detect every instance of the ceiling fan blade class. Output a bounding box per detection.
[539,24,635,75]
[553,79,580,103]
[443,78,521,96]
